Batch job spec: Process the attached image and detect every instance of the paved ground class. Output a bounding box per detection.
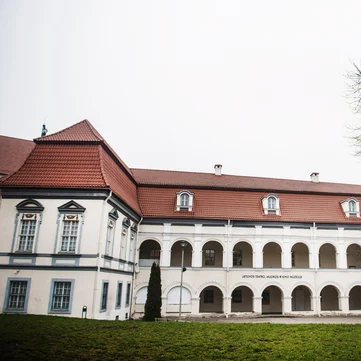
[174,316,361,324]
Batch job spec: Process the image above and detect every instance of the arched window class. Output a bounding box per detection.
[268,197,276,210]
[180,193,189,207]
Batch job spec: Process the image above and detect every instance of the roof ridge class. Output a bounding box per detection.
[83,119,104,141]
[0,135,33,142]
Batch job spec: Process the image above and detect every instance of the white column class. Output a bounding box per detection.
[283,296,292,315]
[193,224,202,267]
[312,296,320,314]
[224,296,231,316]
[192,297,200,314]
[254,226,263,268]
[161,223,171,267]
[340,296,349,313]
[338,228,347,269]
[253,296,262,314]
[282,227,291,268]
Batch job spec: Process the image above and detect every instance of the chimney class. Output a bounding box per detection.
[310,172,319,183]
[214,164,222,176]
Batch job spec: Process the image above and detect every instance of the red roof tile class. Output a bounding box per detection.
[137,187,361,223]
[0,136,35,176]
[132,168,361,195]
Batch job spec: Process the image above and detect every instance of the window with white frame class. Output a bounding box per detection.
[262,194,280,215]
[101,281,109,311]
[116,282,123,309]
[340,198,360,218]
[60,216,79,252]
[175,190,194,211]
[13,200,44,253]
[126,283,131,307]
[233,250,242,266]
[120,218,130,260]
[49,280,74,313]
[56,201,85,254]
[105,219,115,256]
[4,279,31,312]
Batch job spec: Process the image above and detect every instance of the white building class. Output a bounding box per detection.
[1,120,361,319]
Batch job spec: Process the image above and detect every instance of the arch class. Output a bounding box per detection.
[199,285,223,313]
[138,237,162,248]
[202,241,223,267]
[231,286,254,312]
[261,285,283,314]
[291,285,312,311]
[196,281,226,297]
[320,285,340,311]
[319,243,337,269]
[229,282,257,297]
[291,242,309,268]
[167,286,192,305]
[263,242,282,268]
[349,286,361,310]
[139,239,161,267]
[233,241,253,268]
[135,287,148,304]
[170,240,193,267]
[170,237,194,249]
[16,199,44,212]
[180,193,190,207]
[347,243,361,269]
[268,196,276,209]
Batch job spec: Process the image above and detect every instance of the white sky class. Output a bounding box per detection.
[1,0,361,184]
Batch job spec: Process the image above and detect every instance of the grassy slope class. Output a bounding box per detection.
[1,315,361,360]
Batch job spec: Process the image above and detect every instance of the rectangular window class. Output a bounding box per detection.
[233,251,242,266]
[5,280,30,311]
[126,283,131,307]
[101,282,109,311]
[116,282,123,309]
[150,249,160,259]
[204,289,214,303]
[205,249,215,266]
[60,219,79,252]
[17,215,37,252]
[232,290,242,303]
[50,281,73,313]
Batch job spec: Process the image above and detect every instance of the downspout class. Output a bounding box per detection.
[225,219,231,318]
[91,190,112,319]
[313,222,320,317]
[129,216,143,319]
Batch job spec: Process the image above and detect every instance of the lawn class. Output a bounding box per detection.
[1,315,361,360]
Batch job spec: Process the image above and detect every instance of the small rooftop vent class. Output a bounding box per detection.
[214,164,222,176]
[310,172,319,183]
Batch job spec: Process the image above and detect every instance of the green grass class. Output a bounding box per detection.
[1,315,361,360]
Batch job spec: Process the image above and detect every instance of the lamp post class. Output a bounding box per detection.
[179,241,187,320]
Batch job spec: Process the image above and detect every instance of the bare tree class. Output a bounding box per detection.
[345,63,361,155]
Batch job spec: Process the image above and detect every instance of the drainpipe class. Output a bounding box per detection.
[313,222,320,317]
[91,190,112,319]
[129,216,143,319]
[225,219,231,318]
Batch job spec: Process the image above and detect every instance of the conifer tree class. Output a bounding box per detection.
[143,262,162,321]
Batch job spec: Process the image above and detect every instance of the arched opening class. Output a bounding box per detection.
[263,242,282,268]
[349,286,361,310]
[139,240,161,267]
[166,286,192,313]
[199,286,223,313]
[262,286,283,314]
[320,285,340,311]
[347,244,361,269]
[170,241,192,267]
[291,286,312,311]
[319,243,337,269]
[291,243,309,268]
[233,242,253,268]
[231,286,253,312]
[202,241,223,267]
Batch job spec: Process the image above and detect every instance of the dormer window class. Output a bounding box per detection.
[176,190,194,211]
[262,194,280,215]
[341,198,360,218]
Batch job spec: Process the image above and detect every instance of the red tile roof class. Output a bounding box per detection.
[131,168,361,195]
[0,136,35,176]
[137,187,361,224]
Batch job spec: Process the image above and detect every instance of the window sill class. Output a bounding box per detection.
[14,251,34,255]
[100,309,107,313]
[48,310,71,314]
[4,309,27,313]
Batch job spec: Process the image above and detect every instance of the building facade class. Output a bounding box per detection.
[1,120,361,319]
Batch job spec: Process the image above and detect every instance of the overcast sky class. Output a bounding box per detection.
[1,0,361,184]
